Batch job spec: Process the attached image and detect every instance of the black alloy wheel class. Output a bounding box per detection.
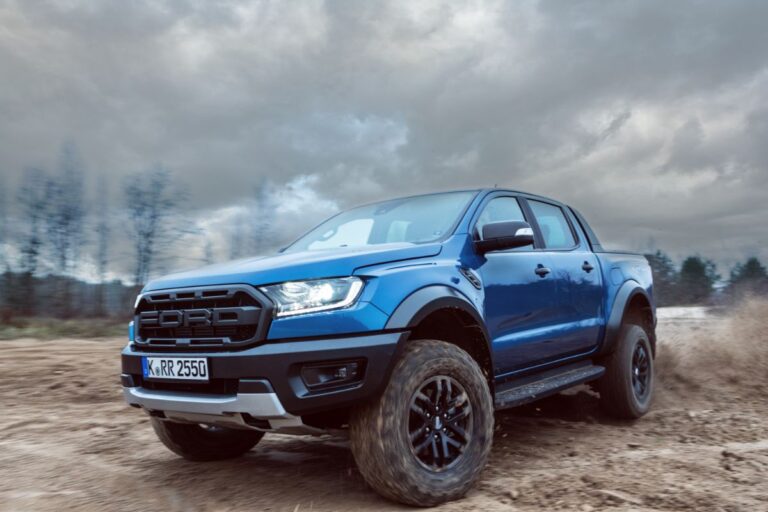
[349,339,494,506]
[408,375,472,471]
[598,323,655,419]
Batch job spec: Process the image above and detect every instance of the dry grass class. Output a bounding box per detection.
[0,317,127,340]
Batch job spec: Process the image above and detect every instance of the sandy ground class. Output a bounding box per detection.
[1,303,767,512]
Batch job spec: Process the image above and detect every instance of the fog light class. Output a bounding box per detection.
[301,360,364,390]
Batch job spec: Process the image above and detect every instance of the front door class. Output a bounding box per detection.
[468,195,563,376]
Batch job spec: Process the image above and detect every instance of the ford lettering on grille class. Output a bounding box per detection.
[137,307,259,329]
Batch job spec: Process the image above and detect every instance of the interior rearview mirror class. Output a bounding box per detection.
[475,221,534,254]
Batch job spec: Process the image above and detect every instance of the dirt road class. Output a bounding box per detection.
[1,302,766,511]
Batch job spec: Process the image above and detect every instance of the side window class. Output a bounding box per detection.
[528,200,577,249]
[475,197,526,240]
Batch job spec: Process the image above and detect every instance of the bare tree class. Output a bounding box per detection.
[0,174,7,269]
[17,169,47,275]
[123,166,182,285]
[250,179,275,254]
[45,143,86,275]
[44,143,86,316]
[16,169,47,314]
[93,175,111,313]
[0,175,8,317]
[227,181,275,260]
[229,211,246,260]
[94,175,110,282]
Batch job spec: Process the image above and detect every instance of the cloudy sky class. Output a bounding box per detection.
[1,0,767,279]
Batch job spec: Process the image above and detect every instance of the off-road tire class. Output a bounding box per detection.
[599,323,655,419]
[350,339,494,507]
[151,418,264,461]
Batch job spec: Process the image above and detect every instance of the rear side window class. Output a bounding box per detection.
[475,197,526,239]
[528,200,576,249]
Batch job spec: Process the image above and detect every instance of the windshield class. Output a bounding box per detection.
[285,191,476,252]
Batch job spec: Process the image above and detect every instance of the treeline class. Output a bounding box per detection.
[645,251,768,306]
[1,145,192,287]
[0,144,276,321]
[0,144,188,319]
[0,272,138,322]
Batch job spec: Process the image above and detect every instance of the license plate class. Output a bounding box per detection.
[142,357,209,381]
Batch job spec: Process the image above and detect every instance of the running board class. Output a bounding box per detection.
[494,364,605,410]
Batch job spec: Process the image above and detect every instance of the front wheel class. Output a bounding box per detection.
[350,339,494,507]
[599,323,655,419]
[151,418,264,461]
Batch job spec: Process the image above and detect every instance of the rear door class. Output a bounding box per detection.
[523,198,603,357]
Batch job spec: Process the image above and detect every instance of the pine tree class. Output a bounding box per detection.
[678,256,719,304]
[728,257,768,298]
[644,250,679,306]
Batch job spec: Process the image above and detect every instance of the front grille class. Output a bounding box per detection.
[133,285,273,351]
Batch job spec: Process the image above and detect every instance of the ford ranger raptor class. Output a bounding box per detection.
[121,189,655,506]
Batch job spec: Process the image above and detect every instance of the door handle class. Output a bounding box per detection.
[535,264,551,277]
[582,261,594,273]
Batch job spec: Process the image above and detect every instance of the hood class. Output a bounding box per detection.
[143,242,442,292]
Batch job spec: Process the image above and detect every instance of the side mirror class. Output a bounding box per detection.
[475,221,534,254]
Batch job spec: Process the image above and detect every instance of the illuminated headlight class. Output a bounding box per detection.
[260,277,364,317]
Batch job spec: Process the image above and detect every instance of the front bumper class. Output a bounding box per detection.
[122,384,309,432]
[121,331,405,427]
[123,386,289,417]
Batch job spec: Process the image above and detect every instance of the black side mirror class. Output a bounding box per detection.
[475,221,534,254]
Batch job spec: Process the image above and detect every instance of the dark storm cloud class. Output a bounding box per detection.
[1,0,767,274]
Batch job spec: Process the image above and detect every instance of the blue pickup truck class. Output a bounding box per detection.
[121,189,655,506]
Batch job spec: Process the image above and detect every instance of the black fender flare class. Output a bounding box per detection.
[385,285,493,373]
[598,280,655,356]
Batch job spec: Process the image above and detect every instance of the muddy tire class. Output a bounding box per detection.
[350,339,494,507]
[150,418,264,461]
[599,323,655,419]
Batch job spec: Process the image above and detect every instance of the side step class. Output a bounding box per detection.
[494,363,605,410]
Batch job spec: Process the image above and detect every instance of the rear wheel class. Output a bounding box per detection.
[350,339,494,506]
[599,323,655,419]
[151,418,264,461]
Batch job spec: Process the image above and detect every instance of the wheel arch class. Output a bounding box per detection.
[599,280,656,357]
[386,286,494,393]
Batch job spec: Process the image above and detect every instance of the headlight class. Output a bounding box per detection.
[260,277,364,317]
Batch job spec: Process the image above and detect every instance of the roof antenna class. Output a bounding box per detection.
[493,183,498,188]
